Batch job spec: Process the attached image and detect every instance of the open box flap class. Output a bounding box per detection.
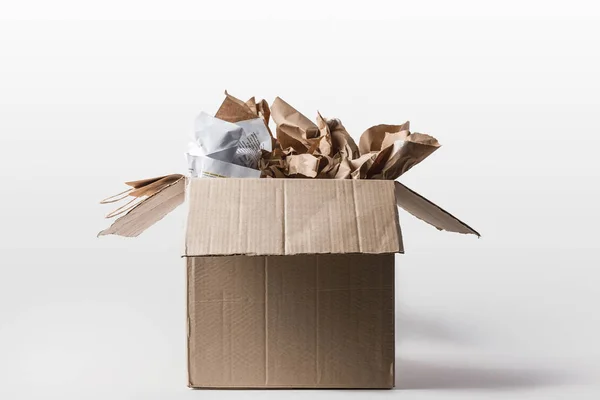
[394,181,480,236]
[99,177,478,242]
[98,174,186,237]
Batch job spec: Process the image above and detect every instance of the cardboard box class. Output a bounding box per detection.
[100,177,478,389]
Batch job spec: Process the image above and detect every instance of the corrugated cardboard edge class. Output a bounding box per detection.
[98,176,186,237]
[389,182,405,254]
[188,385,393,389]
[391,261,396,389]
[186,257,193,388]
[394,181,480,236]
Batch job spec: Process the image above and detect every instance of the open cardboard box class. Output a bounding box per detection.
[100,176,478,389]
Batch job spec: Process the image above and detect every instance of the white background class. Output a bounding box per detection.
[1,2,600,399]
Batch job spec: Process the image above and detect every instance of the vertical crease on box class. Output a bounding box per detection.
[238,179,244,252]
[226,288,232,381]
[351,181,363,252]
[264,256,269,385]
[282,180,287,255]
[379,258,386,385]
[391,257,396,387]
[315,255,320,384]
[391,182,404,253]
[206,181,213,254]
[186,257,193,387]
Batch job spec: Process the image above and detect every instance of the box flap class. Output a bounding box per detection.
[394,181,480,236]
[185,179,403,256]
[98,176,186,237]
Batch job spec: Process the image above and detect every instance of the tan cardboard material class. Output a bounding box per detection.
[394,181,480,236]
[184,178,403,256]
[98,175,185,237]
[187,254,395,389]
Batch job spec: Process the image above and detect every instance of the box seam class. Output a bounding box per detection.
[350,180,363,252]
[264,256,269,385]
[315,255,320,385]
[186,257,193,387]
[282,180,287,255]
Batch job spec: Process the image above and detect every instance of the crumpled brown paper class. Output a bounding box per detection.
[258,96,440,180]
[215,91,274,142]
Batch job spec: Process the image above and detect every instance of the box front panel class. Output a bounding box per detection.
[187,254,395,388]
[317,254,395,387]
[187,256,267,387]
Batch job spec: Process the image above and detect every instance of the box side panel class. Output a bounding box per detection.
[187,256,267,387]
[188,254,395,389]
[265,255,318,385]
[266,254,395,388]
[316,254,395,388]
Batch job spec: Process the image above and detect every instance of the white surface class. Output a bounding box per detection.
[1,4,600,399]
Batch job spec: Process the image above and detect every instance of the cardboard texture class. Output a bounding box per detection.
[394,181,480,236]
[187,254,395,389]
[184,178,403,257]
[98,175,185,237]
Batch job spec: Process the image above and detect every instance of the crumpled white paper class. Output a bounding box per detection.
[186,112,272,178]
